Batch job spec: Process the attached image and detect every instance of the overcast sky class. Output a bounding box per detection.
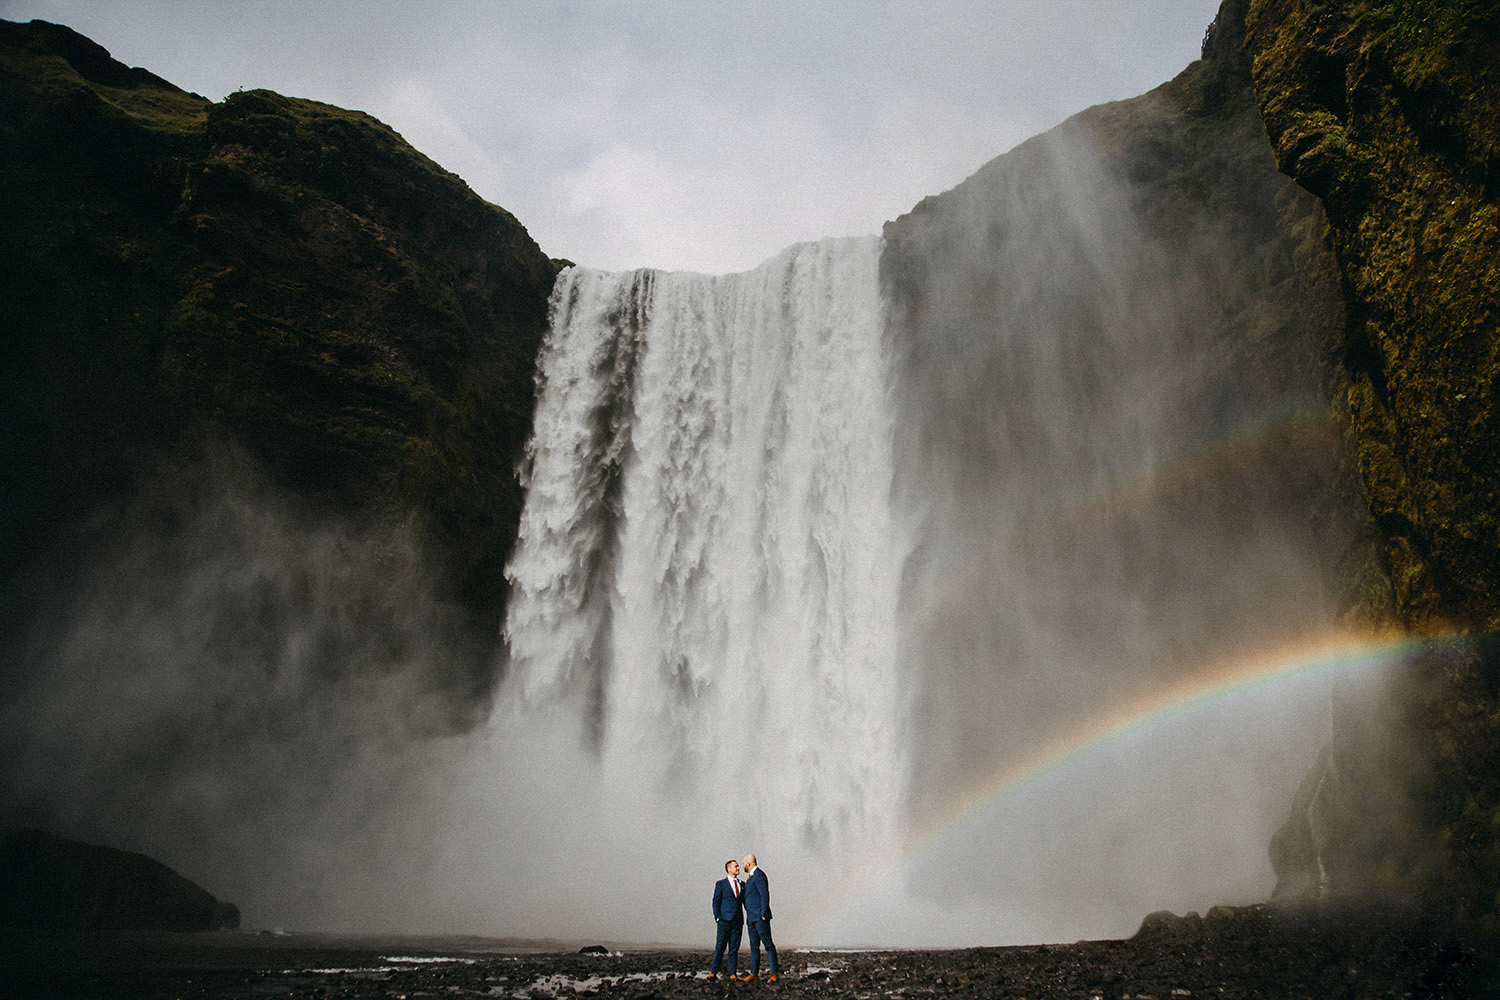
[4,0,1223,273]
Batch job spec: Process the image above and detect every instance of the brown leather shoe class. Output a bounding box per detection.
[737,973,756,981]
[766,974,778,983]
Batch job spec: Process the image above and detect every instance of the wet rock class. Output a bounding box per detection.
[1132,910,1204,942]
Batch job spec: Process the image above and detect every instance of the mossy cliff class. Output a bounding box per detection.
[0,20,556,725]
[1241,0,1500,936]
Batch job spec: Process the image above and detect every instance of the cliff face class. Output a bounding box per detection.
[1243,0,1500,935]
[0,19,560,888]
[0,19,555,719]
[880,0,1368,820]
[1247,0,1500,632]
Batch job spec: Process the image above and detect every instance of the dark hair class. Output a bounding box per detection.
[725,859,736,872]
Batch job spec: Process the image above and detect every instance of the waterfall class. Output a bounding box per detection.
[490,110,1361,949]
[504,236,907,857]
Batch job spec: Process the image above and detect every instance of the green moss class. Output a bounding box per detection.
[0,20,208,137]
[1246,0,1500,938]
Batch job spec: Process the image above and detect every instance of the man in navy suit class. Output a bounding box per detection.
[708,859,744,980]
[738,853,778,982]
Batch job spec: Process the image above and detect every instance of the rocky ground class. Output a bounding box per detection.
[2,906,1493,999]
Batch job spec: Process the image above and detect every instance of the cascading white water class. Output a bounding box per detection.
[479,100,1364,950]
[504,236,908,862]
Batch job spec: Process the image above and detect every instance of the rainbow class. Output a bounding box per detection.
[1025,402,1342,533]
[927,404,1342,613]
[806,629,1425,943]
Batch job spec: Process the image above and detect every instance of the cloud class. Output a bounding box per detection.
[2,0,1222,273]
[373,75,518,207]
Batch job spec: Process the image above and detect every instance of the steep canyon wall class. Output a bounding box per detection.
[0,18,555,911]
[1244,0,1500,934]
[869,3,1377,940]
[883,1,1358,811]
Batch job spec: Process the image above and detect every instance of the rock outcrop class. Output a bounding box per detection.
[1247,0,1500,631]
[0,19,560,906]
[0,18,556,722]
[0,829,239,932]
[1242,0,1500,936]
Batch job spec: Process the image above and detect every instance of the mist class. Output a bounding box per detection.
[883,104,1354,811]
[2,32,1390,948]
[422,83,1367,946]
[864,88,1369,940]
[0,447,481,931]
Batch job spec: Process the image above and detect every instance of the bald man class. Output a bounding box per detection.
[737,853,778,982]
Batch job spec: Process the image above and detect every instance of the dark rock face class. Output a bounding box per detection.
[0,18,558,909]
[0,18,555,724]
[0,829,239,932]
[1246,0,1500,632]
[1243,0,1500,936]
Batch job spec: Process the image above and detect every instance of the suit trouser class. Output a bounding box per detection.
[746,917,777,976]
[711,919,742,974]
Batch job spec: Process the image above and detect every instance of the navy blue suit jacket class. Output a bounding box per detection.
[743,868,772,921]
[712,877,745,923]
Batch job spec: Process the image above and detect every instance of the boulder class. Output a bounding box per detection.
[0,829,240,932]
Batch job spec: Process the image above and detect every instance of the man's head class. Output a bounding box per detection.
[726,859,740,877]
[742,853,757,872]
